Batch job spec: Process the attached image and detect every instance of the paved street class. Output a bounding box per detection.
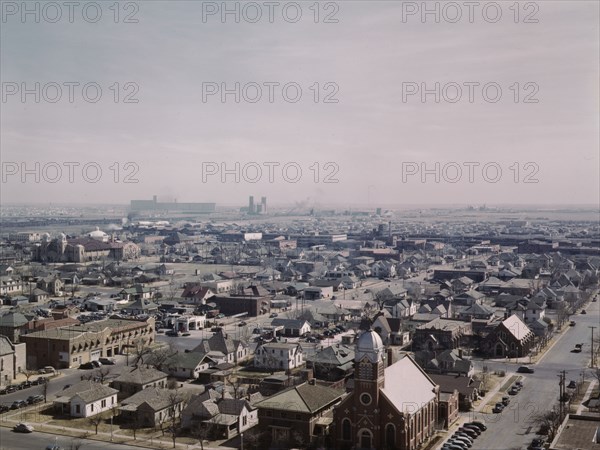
[464,298,600,450]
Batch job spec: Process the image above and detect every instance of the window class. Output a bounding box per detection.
[360,393,372,406]
[91,404,94,412]
[242,416,247,426]
[101,399,106,408]
[341,419,351,440]
[75,404,81,414]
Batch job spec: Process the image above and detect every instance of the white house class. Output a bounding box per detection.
[254,342,304,371]
[54,381,118,418]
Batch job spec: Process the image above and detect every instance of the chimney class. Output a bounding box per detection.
[458,349,463,359]
[387,347,394,367]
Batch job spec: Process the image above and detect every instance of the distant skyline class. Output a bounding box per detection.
[1,1,599,206]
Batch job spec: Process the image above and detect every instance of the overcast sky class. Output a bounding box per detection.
[1,1,598,208]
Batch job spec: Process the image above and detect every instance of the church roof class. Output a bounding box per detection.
[380,355,437,414]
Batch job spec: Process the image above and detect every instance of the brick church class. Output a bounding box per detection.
[333,330,439,450]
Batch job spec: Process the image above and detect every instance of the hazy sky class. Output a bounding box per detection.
[1,1,599,208]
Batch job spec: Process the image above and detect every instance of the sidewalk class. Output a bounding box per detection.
[576,379,599,415]
[0,409,231,450]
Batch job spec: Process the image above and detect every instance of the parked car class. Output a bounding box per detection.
[5,385,18,393]
[10,400,27,410]
[567,380,577,389]
[13,422,34,433]
[46,445,63,450]
[569,321,576,326]
[27,395,44,405]
[181,332,191,336]
[581,309,587,314]
[466,421,487,431]
[501,396,510,406]
[528,437,545,450]
[79,362,95,370]
[517,366,535,374]
[269,313,278,318]
[0,388,6,395]
[572,347,582,353]
[98,358,115,365]
[515,381,524,389]
[493,403,504,413]
[238,321,247,327]
[508,387,520,395]
[458,427,479,438]
[463,424,483,435]
[0,405,9,413]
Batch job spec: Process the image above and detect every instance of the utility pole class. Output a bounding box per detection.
[590,326,597,368]
[558,370,566,421]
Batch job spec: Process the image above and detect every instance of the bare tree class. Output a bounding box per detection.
[87,413,105,435]
[226,374,245,399]
[23,370,37,382]
[166,389,188,448]
[193,417,218,450]
[81,367,111,383]
[130,339,153,366]
[532,408,561,441]
[146,343,178,371]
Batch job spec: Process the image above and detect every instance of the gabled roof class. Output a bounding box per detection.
[120,387,177,411]
[112,365,168,385]
[56,380,117,404]
[501,314,533,341]
[381,355,437,414]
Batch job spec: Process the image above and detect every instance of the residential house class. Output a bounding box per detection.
[182,389,258,439]
[37,275,64,296]
[181,284,215,305]
[372,315,409,346]
[428,374,481,412]
[54,380,118,417]
[305,344,355,381]
[110,365,168,399]
[412,318,472,352]
[254,342,304,371]
[424,349,474,377]
[119,387,184,427]
[191,330,249,365]
[119,284,153,301]
[392,299,417,318]
[270,318,311,337]
[0,277,23,296]
[122,299,159,316]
